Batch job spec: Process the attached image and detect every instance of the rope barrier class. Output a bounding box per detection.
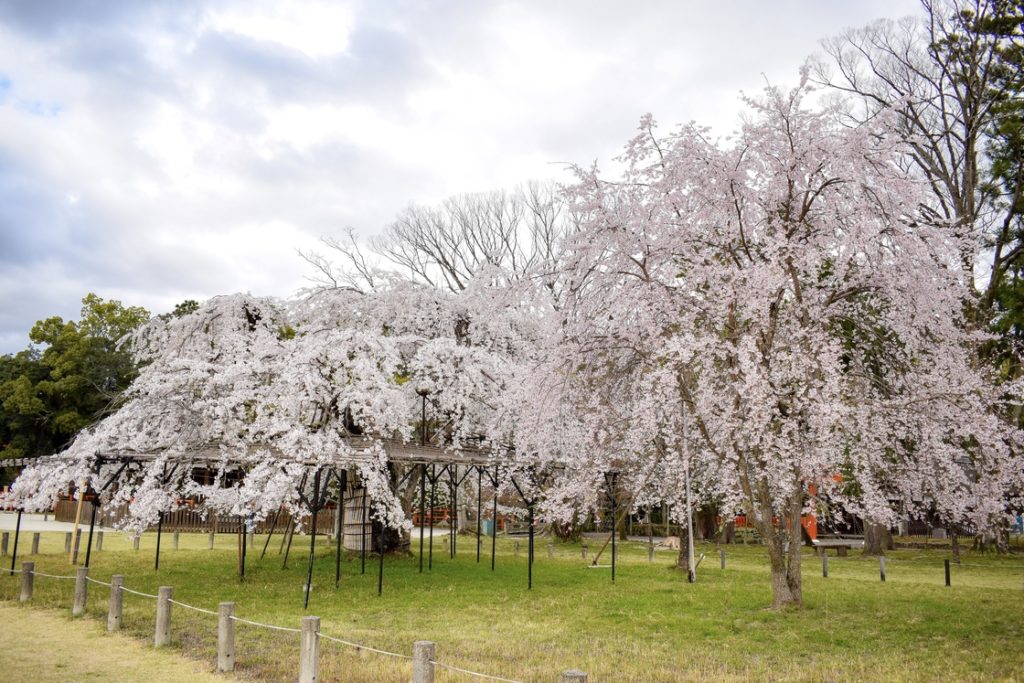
[317,632,412,660]
[86,576,112,587]
[168,598,219,616]
[120,586,159,599]
[29,570,77,580]
[430,660,526,683]
[229,615,302,633]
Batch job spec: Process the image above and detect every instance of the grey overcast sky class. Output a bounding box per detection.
[0,0,921,353]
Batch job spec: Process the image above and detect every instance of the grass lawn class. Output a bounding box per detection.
[1,530,1022,682]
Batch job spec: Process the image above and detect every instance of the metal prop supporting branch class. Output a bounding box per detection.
[419,463,427,572]
[260,508,282,560]
[603,471,619,583]
[476,467,483,563]
[84,458,130,569]
[335,468,347,589]
[484,465,500,571]
[8,509,21,576]
[301,467,331,610]
[509,472,540,590]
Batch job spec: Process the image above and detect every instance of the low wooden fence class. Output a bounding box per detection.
[4,562,590,682]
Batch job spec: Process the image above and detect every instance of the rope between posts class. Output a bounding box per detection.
[29,570,77,580]
[86,576,112,587]
[6,568,21,574]
[317,632,411,659]
[229,615,302,633]
[168,598,219,616]
[430,660,525,683]
[120,586,159,599]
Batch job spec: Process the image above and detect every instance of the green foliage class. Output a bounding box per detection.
[0,294,150,472]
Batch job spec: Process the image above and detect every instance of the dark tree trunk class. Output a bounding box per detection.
[863,522,893,556]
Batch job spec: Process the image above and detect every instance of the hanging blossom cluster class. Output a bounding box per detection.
[3,279,548,533]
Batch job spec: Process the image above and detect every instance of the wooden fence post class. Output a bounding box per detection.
[562,671,588,682]
[647,542,655,562]
[581,543,587,560]
[413,640,435,683]
[173,531,180,551]
[548,542,554,559]
[31,533,40,555]
[822,554,828,578]
[132,535,140,551]
[108,575,124,631]
[19,561,33,602]
[96,531,104,551]
[73,567,89,617]
[155,586,172,646]
[218,602,235,672]
[880,556,886,582]
[65,532,72,554]
[299,616,320,683]
[1,531,7,556]
[208,530,215,550]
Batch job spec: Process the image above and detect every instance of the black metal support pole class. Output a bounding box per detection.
[450,467,457,558]
[304,469,321,610]
[945,558,951,587]
[282,518,295,568]
[335,469,346,589]
[240,518,247,578]
[155,511,163,571]
[261,508,281,560]
[419,463,426,572]
[491,466,498,571]
[610,474,617,583]
[9,509,22,575]
[360,487,367,574]
[377,518,385,596]
[528,502,534,590]
[476,467,482,563]
[429,465,436,570]
[84,497,98,568]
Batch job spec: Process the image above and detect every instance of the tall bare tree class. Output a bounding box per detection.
[303,181,579,296]
[811,0,1014,307]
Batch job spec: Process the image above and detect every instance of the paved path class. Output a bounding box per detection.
[0,511,116,533]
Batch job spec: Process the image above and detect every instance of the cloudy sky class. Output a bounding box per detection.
[0,0,921,353]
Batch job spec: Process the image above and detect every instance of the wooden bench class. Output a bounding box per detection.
[815,541,854,556]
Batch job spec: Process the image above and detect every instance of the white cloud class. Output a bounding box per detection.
[0,0,922,351]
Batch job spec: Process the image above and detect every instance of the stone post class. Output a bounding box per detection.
[64,532,73,554]
[172,531,180,551]
[72,567,89,617]
[108,575,124,631]
[133,535,140,551]
[19,561,34,602]
[31,533,40,555]
[218,602,235,672]
[299,616,320,683]
[562,670,588,682]
[1,531,8,556]
[96,531,104,551]
[547,542,554,559]
[412,640,435,683]
[155,586,173,646]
